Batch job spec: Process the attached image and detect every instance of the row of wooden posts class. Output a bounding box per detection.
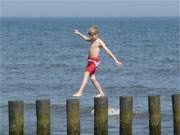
[8,94,180,135]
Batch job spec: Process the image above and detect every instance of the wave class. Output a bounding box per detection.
[46,63,69,69]
[90,107,143,116]
[160,57,179,63]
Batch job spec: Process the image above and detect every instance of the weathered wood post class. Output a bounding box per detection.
[36,100,51,135]
[66,99,80,135]
[148,95,161,135]
[8,100,24,135]
[94,97,108,135]
[120,96,133,135]
[172,94,180,135]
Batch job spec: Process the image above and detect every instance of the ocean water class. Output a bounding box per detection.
[0,17,179,135]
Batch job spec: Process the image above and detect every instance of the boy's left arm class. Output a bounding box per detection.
[100,40,123,66]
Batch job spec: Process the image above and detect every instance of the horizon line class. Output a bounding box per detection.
[1,16,179,18]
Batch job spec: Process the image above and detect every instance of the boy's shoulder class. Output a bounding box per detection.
[97,38,105,45]
[97,37,103,41]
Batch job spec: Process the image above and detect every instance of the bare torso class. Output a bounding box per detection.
[88,38,101,58]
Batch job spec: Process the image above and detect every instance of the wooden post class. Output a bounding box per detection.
[148,95,161,135]
[94,97,108,135]
[36,100,51,135]
[8,100,24,135]
[120,96,133,135]
[66,99,80,135]
[172,94,180,135]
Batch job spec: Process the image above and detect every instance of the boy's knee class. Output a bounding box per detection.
[90,76,97,82]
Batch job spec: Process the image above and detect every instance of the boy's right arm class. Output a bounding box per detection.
[74,29,90,41]
[100,40,123,67]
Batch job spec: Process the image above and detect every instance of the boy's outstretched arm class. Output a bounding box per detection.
[100,40,123,66]
[74,29,90,41]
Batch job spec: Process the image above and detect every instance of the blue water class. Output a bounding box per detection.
[0,17,179,135]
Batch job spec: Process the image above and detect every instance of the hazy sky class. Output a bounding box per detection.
[1,0,179,17]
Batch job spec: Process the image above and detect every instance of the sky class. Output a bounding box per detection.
[1,0,179,17]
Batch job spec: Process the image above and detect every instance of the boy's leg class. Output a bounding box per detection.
[90,74,105,97]
[73,71,90,97]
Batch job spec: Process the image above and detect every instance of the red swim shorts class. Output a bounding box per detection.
[85,56,100,76]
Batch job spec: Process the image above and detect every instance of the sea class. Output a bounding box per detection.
[0,17,179,135]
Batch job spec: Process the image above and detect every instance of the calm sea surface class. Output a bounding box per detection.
[0,17,179,135]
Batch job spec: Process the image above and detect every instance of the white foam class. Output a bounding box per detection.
[91,107,141,116]
[91,108,119,116]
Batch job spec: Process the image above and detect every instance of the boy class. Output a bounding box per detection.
[73,25,123,97]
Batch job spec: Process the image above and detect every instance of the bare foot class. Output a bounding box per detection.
[73,92,83,97]
[95,94,105,97]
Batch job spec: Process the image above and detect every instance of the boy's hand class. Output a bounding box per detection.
[74,29,90,41]
[74,29,80,35]
[115,60,123,67]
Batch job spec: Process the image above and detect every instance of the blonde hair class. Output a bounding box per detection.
[88,25,100,35]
